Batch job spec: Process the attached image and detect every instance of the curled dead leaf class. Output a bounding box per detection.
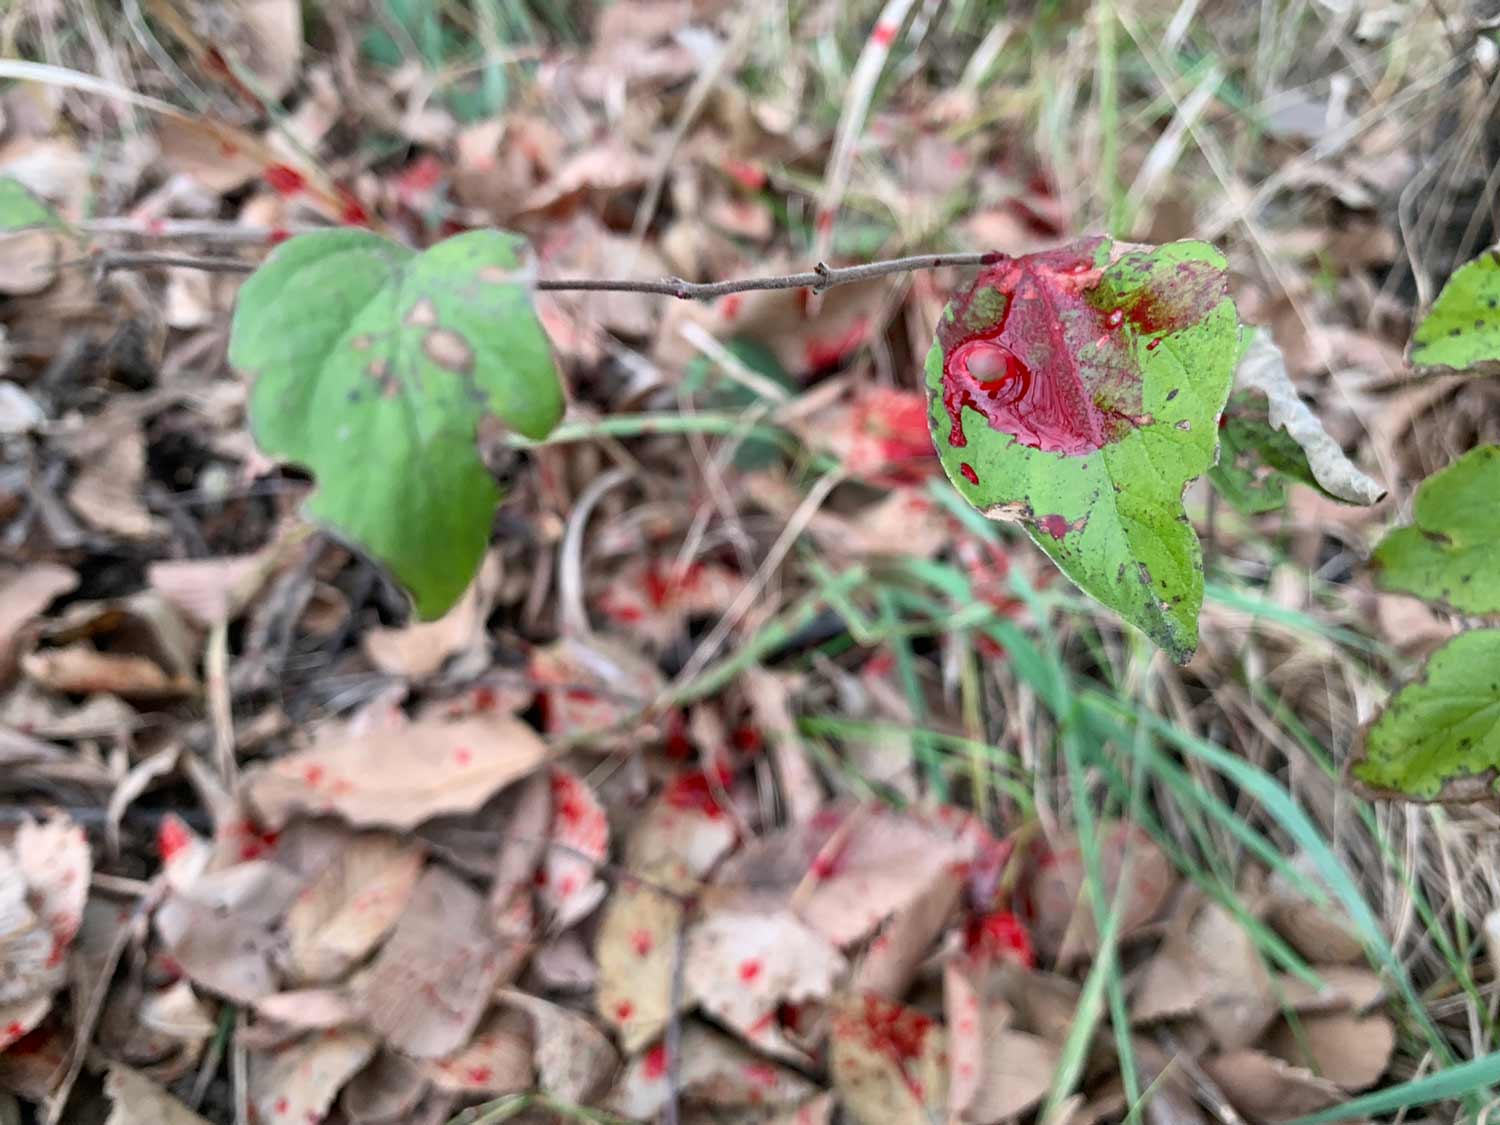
[1204,1048,1343,1122]
[1263,1011,1395,1092]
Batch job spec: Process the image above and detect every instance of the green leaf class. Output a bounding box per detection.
[925,237,1239,662]
[0,177,65,231]
[1208,389,1312,514]
[1410,247,1500,374]
[229,229,565,618]
[1353,629,1500,800]
[1372,444,1500,614]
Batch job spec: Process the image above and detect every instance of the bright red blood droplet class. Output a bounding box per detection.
[267,226,291,246]
[615,1000,634,1022]
[963,910,1036,968]
[738,959,762,982]
[274,1097,289,1115]
[1146,337,1161,351]
[643,1042,668,1079]
[959,463,979,485]
[719,293,743,320]
[662,767,732,819]
[1037,513,1071,539]
[337,191,371,227]
[157,816,192,863]
[631,930,654,957]
[263,164,306,197]
[303,764,324,785]
[731,726,762,754]
[871,22,897,46]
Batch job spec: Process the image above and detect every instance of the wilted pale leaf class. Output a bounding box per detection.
[926,238,1239,661]
[0,564,75,677]
[530,634,663,738]
[340,1050,427,1124]
[595,883,683,1053]
[245,713,549,829]
[943,958,1057,1123]
[104,1065,213,1125]
[362,552,502,679]
[500,988,618,1104]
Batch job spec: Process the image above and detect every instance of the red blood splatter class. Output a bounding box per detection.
[845,994,935,1098]
[533,868,548,887]
[631,930,654,957]
[871,21,898,46]
[804,317,868,371]
[959,462,979,485]
[303,764,325,785]
[662,766,732,819]
[722,158,767,190]
[146,217,167,235]
[963,910,1036,968]
[263,163,306,197]
[745,1062,779,1087]
[274,1097,289,1115]
[466,1066,493,1084]
[396,153,445,200]
[864,650,896,677]
[643,1042,668,1079]
[815,210,835,235]
[809,852,839,881]
[337,190,371,227]
[939,239,1185,456]
[267,227,291,246]
[454,747,473,766]
[664,710,694,760]
[157,816,192,863]
[719,293,743,320]
[558,873,578,897]
[1037,513,1072,540]
[731,726,762,754]
[601,596,645,623]
[614,1000,634,1022]
[1146,337,1161,351]
[738,959,762,983]
[847,387,937,483]
[474,686,498,711]
[2,1021,24,1044]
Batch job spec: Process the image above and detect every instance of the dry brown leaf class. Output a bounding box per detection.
[537,766,609,929]
[341,1049,428,1124]
[530,634,663,739]
[799,387,940,486]
[155,117,262,194]
[499,988,617,1105]
[352,865,513,1058]
[853,867,964,999]
[227,0,303,99]
[153,860,302,1003]
[244,713,549,830]
[0,565,74,680]
[742,669,822,824]
[1267,863,1365,965]
[249,1027,379,1125]
[104,1064,213,1125]
[1131,901,1277,1051]
[1263,1011,1395,1091]
[21,592,198,701]
[1273,966,1384,1015]
[830,992,948,1125]
[362,553,501,679]
[425,1006,533,1095]
[281,831,423,985]
[67,417,158,539]
[684,908,846,1061]
[595,882,683,1053]
[1204,1048,1343,1121]
[1028,821,1173,962]
[21,646,194,700]
[607,1022,818,1119]
[138,979,217,1044]
[487,771,551,927]
[147,552,277,629]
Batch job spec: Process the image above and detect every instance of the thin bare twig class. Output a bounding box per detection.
[84,248,1003,296]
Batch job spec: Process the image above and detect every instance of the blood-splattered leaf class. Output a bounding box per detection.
[1353,629,1500,800]
[1372,444,1500,614]
[424,1006,533,1094]
[243,713,549,830]
[595,882,683,1053]
[830,993,948,1125]
[537,766,609,928]
[1409,246,1500,374]
[926,238,1239,662]
[228,229,565,618]
[248,1027,378,1125]
[606,1023,818,1119]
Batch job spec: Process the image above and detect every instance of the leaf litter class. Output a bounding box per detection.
[0,0,1469,1121]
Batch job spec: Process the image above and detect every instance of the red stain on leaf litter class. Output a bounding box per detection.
[738,959,763,983]
[157,815,192,863]
[959,463,979,485]
[938,239,1226,457]
[263,164,306,197]
[662,766,732,819]
[615,1000,635,1022]
[963,911,1036,967]
[840,995,936,1098]
[644,1042,668,1079]
[631,930,654,957]
[871,21,898,46]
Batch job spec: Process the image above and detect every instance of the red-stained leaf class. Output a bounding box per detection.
[594,556,746,651]
[248,1027,378,1125]
[537,767,609,929]
[606,1022,818,1119]
[684,908,846,1061]
[282,832,423,985]
[529,635,663,740]
[625,768,741,891]
[804,386,940,485]
[830,993,948,1125]
[595,882,683,1053]
[244,713,549,830]
[424,1006,533,1095]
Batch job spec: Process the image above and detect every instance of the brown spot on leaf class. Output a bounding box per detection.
[405,297,439,327]
[423,329,474,373]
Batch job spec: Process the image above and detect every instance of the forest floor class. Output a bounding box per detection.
[3,1,1500,1123]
